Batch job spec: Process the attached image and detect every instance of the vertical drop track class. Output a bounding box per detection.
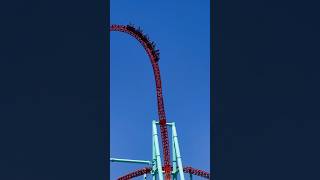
[110,24,210,180]
[110,24,171,180]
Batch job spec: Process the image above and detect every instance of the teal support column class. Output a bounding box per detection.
[189,173,193,180]
[110,158,151,165]
[152,120,164,180]
[152,121,157,180]
[172,122,185,180]
[172,130,177,180]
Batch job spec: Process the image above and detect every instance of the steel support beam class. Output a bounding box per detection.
[172,122,185,180]
[155,121,174,126]
[153,120,164,180]
[110,158,151,165]
[172,128,177,180]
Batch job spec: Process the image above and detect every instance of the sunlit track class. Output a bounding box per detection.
[110,24,171,179]
[110,24,210,180]
[117,166,210,180]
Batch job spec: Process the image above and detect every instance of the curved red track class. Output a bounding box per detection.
[110,24,210,179]
[110,24,171,179]
[117,166,210,180]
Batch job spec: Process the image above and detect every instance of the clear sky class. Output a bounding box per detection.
[110,0,210,179]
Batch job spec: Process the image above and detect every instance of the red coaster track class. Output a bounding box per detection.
[110,24,210,179]
[110,24,171,179]
[117,166,210,180]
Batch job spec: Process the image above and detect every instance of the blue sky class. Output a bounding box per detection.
[110,0,210,179]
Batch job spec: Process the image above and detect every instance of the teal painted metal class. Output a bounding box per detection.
[152,123,157,180]
[172,133,177,180]
[153,120,164,180]
[110,158,151,165]
[110,120,190,179]
[155,121,174,126]
[172,122,185,180]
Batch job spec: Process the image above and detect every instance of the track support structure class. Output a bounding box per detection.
[110,120,186,180]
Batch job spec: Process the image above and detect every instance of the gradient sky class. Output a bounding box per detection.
[110,0,210,179]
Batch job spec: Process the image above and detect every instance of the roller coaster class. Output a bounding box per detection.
[110,24,210,180]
